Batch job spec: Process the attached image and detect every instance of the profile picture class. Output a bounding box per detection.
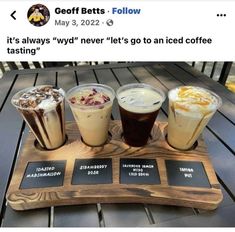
[27,4,50,27]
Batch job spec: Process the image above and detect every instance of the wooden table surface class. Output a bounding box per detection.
[0,62,235,227]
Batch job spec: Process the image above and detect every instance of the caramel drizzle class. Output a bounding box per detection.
[186,111,213,145]
[171,103,177,122]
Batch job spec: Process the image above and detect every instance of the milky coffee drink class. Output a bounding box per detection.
[67,84,115,146]
[168,86,222,150]
[12,85,65,150]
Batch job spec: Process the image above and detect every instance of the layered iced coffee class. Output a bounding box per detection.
[66,84,115,146]
[117,83,165,147]
[12,85,65,150]
[168,86,222,150]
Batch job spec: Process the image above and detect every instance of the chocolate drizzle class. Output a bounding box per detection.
[35,109,52,147]
[20,109,47,148]
[56,102,65,139]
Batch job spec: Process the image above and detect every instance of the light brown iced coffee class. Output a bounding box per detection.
[167,86,222,150]
[66,84,115,146]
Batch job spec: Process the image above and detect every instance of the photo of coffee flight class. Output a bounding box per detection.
[0,61,235,227]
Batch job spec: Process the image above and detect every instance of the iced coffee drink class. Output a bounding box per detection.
[66,84,115,146]
[12,85,66,150]
[168,86,222,150]
[117,83,165,147]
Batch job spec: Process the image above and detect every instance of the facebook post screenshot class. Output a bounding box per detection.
[0,0,235,230]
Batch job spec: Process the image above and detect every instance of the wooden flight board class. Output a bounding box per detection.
[7,121,223,211]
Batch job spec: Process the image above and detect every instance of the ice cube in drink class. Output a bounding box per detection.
[117,83,165,147]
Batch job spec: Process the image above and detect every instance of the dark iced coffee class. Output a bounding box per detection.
[117,83,165,147]
[12,85,65,150]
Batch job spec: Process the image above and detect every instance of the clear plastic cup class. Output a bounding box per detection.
[167,86,222,150]
[11,85,66,150]
[66,84,115,146]
[116,83,165,147]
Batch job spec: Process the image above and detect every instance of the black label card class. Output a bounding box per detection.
[120,159,160,184]
[166,160,211,188]
[72,159,112,185]
[20,160,66,189]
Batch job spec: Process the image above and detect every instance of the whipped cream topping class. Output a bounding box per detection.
[13,86,64,110]
[168,86,221,114]
[118,87,164,113]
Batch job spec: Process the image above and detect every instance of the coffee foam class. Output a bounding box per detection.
[168,86,220,116]
[118,87,163,113]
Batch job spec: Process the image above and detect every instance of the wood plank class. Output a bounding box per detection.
[101,203,151,227]
[203,129,235,195]
[153,205,235,227]
[54,205,99,227]
[112,67,137,85]
[0,71,19,111]
[36,70,57,86]
[0,73,36,218]
[76,69,97,84]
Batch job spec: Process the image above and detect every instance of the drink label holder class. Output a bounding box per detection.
[7,121,223,211]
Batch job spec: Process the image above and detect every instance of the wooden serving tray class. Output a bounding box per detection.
[7,121,223,211]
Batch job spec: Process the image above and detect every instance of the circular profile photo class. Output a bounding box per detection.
[27,4,50,27]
